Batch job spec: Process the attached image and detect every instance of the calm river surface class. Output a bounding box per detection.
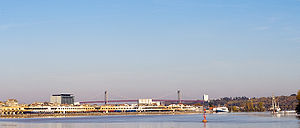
[0,112,299,128]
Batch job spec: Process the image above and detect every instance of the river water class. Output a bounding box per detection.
[0,112,299,128]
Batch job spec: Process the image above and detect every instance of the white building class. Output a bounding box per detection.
[50,94,74,104]
[203,94,209,102]
[138,99,160,106]
[138,99,152,104]
[5,99,18,107]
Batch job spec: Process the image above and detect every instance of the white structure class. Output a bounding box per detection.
[138,99,160,106]
[26,105,95,114]
[138,99,153,105]
[203,94,209,102]
[270,96,281,113]
[74,102,80,105]
[5,99,18,107]
[213,107,229,113]
[50,94,74,104]
[168,104,200,111]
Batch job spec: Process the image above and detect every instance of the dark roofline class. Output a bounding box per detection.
[52,94,73,96]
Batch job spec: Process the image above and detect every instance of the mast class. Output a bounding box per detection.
[104,91,108,105]
[177,90,181,104]
[272,96,275,113]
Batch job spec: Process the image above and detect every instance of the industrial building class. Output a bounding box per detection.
[50,94,74,104]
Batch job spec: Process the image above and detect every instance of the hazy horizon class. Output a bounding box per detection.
[1,0,299,103]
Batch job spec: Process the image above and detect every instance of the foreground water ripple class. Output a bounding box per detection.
[0,112,299,128]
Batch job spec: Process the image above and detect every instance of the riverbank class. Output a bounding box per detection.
[0,111,203,118]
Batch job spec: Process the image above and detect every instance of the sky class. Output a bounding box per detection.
[0,0,300,103]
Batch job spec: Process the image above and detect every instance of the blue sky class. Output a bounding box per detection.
[0,0,300,103]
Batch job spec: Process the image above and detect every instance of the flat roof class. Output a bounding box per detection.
[52,94,73,96]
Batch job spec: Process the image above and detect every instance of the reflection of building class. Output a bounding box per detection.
[203,94,209,102]
[5,99,18,107]
[50,94,74,104]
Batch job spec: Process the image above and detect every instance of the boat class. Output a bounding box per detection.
[213,107,229,113]
[269,96,281,113]
[279,110,297,115]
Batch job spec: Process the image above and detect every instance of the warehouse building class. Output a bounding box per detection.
[50,93,74,104]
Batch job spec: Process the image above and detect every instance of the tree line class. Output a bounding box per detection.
[296,90,300,114]
[205,92,299,112]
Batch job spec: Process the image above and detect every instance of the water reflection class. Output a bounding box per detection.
[272,113,282,118]
[203,122,206,128]
[0,113,299,128]
[0,123,17,128]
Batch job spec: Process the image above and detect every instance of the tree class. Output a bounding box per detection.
[245,102,255,112]
[296,90,300,114]
[297,90,300,101]
[232,106,238,112]
[208,102,213,107]
[258,102,265,112]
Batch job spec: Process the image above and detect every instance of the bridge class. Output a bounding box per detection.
[79,90,204,104]
[80,99,204,104]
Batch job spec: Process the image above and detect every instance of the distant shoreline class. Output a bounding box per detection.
[0,111,202,119]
